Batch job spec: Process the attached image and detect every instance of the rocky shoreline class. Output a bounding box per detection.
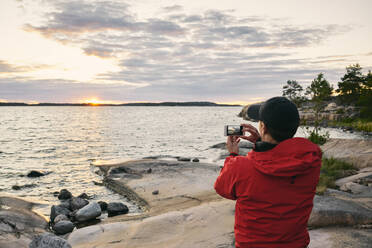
[1,139,372,247]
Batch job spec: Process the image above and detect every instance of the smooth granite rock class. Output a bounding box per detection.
[50,205,71,223]
[29,233,72,248]
[52,220,75,235]
[69,197,89,211]
[75,202,101,222]
[53,214,69,224]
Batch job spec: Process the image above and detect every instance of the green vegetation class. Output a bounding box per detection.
[316,157,357,194]
[330,118,372,132]
[282,64,372,136]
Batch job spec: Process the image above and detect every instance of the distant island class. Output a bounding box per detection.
[0,101,241,107]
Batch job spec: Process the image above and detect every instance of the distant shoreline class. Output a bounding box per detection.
[0,101,241,107]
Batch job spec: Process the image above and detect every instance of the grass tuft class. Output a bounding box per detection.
[316,157,357,194]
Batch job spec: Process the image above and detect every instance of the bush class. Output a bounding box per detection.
[316,157,357,194]
[306,127,329,145]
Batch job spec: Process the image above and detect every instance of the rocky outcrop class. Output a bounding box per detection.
[321,139,372,169]
[0,196,49,248]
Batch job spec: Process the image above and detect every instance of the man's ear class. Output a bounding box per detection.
[259,121,266,135]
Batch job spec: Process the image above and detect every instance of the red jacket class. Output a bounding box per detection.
[214,138,321,248]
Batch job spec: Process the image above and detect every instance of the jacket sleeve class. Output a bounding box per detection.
[214,156,240,200]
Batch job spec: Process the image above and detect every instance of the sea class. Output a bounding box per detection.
[0,106,367,217]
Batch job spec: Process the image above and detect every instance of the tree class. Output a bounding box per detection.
[306,73,333,102]
[282,80,305,107]
[358,70,372,119]
[305,73,333,145]
[336,64,365,104]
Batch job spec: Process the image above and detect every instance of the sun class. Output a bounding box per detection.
[83,98,105,105]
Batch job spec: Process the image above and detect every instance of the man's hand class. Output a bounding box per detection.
[240,123,260,143]
[227,135,240,154]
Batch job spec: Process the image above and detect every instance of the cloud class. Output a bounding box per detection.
[163,5,183,12]
[13,1,355,102]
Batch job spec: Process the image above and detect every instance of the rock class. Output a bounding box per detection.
[192,158,199,162]
[308,195,372,227]
[29,233,72,248]
[210,142,226,149]
[321,139,372,169]
[93,181,103,186]
[340,182,370,194]
[75,202,101,222]
[27,170,45,177]
[107,202,129,217]
[53,191,59,197]
[177,157,191,162]
[147,168,152,173]
[54,214,69,224]
[52,220,75,235]
[152,190,159,195]
[12,184,37,190]
[69,197,89,211]
[78,193,89,199]
[58,189,72,200]
[324,102,337,111]
[50,205,71,223]
[335,167,372,188]
[98,201,108,211]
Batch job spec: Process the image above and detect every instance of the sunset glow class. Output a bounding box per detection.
[81,98,122,105]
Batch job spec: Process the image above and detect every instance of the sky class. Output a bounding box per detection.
[0,0,371,104]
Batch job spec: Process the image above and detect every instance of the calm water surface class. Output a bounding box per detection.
[0,106,366,216]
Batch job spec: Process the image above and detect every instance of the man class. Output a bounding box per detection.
[214,97,321,248]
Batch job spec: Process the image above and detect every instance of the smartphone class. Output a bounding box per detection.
[224,125,243,136]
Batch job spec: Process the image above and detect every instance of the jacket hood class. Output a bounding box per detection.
[249,137,322,177]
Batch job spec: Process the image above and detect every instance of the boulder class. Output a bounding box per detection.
[77,193,89,199]
[321,139,372,169]
[52,220,75,235]
[12,184,37,190]
[50,205,71,223]
[98,201,108,211]
[75,202,101,222]
[27,170,45,177]
[192,158,199,162]
[54,214,69,224]
[29,233,72,248]
[58,189,72,200]
[309,195,372,227]
[177,157,191,162]
[69,197,89,211]
[107,202,129,217]
[340,182,370,194]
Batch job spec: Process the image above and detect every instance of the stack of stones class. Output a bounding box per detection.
[50,189,129,235]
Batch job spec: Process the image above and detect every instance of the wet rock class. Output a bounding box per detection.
[192,158,200,162]
[93,181,103,186]
[27,170,45,177]
[147,168,152,173]
[340,182,370,194]
[50,205,71,223]
[107,202,129,217]
[152,190,159,195]
[29,233,72,248]
[12,183,37,190]
[53,191,59,197]
[69,197,89,211]
[177,157,191,162]
[54,214,69,224]
[58,189,72,200]
[98,201,108,211]
[75,202,101,222]
[52,220,75,235]
[78,193,89,199]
